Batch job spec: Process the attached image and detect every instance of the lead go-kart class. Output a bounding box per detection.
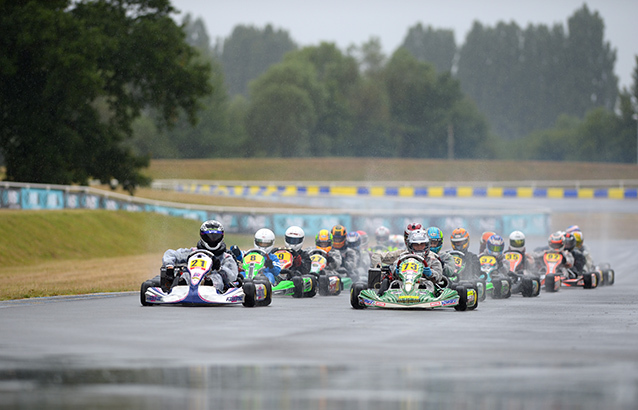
[140,249,271,307]
[350,254,478,311]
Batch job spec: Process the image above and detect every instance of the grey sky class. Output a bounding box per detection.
[171,0,637,89]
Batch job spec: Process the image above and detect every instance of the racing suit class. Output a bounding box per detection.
[162,240,239,292]
[456,250,481,279]
[343,246,371,281]
[435,251,455,278]
[370,249,443,283]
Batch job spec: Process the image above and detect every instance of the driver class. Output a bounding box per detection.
[371,228,443,283]
[161,220,239,292]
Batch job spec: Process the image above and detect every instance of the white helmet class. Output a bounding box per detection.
[284,226,304,251]
[254,228,275,253]
[509,230,526,252]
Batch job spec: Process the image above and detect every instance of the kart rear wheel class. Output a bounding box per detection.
[532,276,541,296]
[140,280,153,306]
[256,280,272,307]
[242,281,257,307]
[303,275,318,298]
[603,269,615,286]
[477,279,487,302]
[545,274,559,293]
[583,272,596,289]
[292,276,304,298]
[318,275,330,296]
[521,277,534,297]
[350,283,367,309]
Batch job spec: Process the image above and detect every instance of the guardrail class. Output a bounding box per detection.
[1,181,551,237]
[152,179,638,200]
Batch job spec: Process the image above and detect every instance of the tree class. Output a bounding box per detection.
[219,24,297,97]
[401,23,456,73]
[0,0,211,191]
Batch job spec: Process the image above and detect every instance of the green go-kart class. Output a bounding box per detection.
[243,249,316,298]
[350,253,478,311]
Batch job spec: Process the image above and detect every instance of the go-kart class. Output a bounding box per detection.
[502,250,541,297]
[447,250,487,302]
[478,254,512,299]
[350,254,478,311]
[140,249,271,307]
[264,249,317,298]
[537,250,597,292]
[307,249,353,296]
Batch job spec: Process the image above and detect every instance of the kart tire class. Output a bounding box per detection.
[521,277,534,297]
[242,281,257,307]
[477,279,487,302]
[350,283,367,309]
[140,280,153,306]
[545,274,559,293]
[603,269,615,286]
[334,276,342,296]
[583,272,595,289]
[532,276,541,297]
[303,275,318,298]
[256,280,272,307]
[292,276,304,298]
[501,279,512,299]
[318,275,330,296]
[454,285,479,311]
[491,280,502,299]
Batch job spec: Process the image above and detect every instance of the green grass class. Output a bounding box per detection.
[0,210,254,268]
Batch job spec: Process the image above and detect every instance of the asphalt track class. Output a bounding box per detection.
[0,237,635,410]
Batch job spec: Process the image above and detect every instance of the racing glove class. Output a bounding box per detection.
[422,266,432,278]
[211,257,221,271]
[265,258,274,268]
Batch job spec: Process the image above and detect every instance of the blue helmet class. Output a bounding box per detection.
[346,231,361,249]
[425,227,443,254]
[486,234,505,256]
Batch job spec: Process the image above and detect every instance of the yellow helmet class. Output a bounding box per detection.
[315,229,333,253]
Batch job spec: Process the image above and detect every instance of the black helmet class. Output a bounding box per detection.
[200,220,224,251]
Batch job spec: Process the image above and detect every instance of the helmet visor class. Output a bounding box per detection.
[286,236,304,246]
[201,230,223,245]
[489,243,504,253]
[255,238,274,248]
[510,239,525,248]
[429,238,442,249]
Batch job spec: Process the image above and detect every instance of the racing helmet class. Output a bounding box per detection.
[486,234,505,256]
[331,225,347,250]
[479,231,496,253]
[425,227,444,254]
[375,226,390,245]
[346,231,361,249]
[254,228,276,254]
[572,231,584,248]
[199,220,225,252]
[284,226,304,251]
[565,225,581,233]
[548,232,564,250]
[315,229,333,253]
[406,229,430,257]
[404,222,423,247]
[509,230,526,252]
[450,228,470,252]
[563,231,576,251]
[357,230,369,248]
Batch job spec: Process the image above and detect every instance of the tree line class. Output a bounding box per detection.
[1,2,637,191]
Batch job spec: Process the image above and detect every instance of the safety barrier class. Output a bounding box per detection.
[157,179,638,200]
[1,181,551,238]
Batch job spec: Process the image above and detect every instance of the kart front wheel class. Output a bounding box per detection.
[350,283,367,309]
[583,272,597,289]
[140,280,153,306]
[603,269,615,286]
[521,277,535,297]
[455,285,478,311]
[318,275,330,296]
[545,274,560,292]
[303,275,318,298]
[256,279,272,307]
[242,281,256,307]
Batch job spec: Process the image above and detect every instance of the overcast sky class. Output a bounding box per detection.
[170,0,637,89]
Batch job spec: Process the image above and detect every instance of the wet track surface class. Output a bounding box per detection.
[0,239,637,409]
